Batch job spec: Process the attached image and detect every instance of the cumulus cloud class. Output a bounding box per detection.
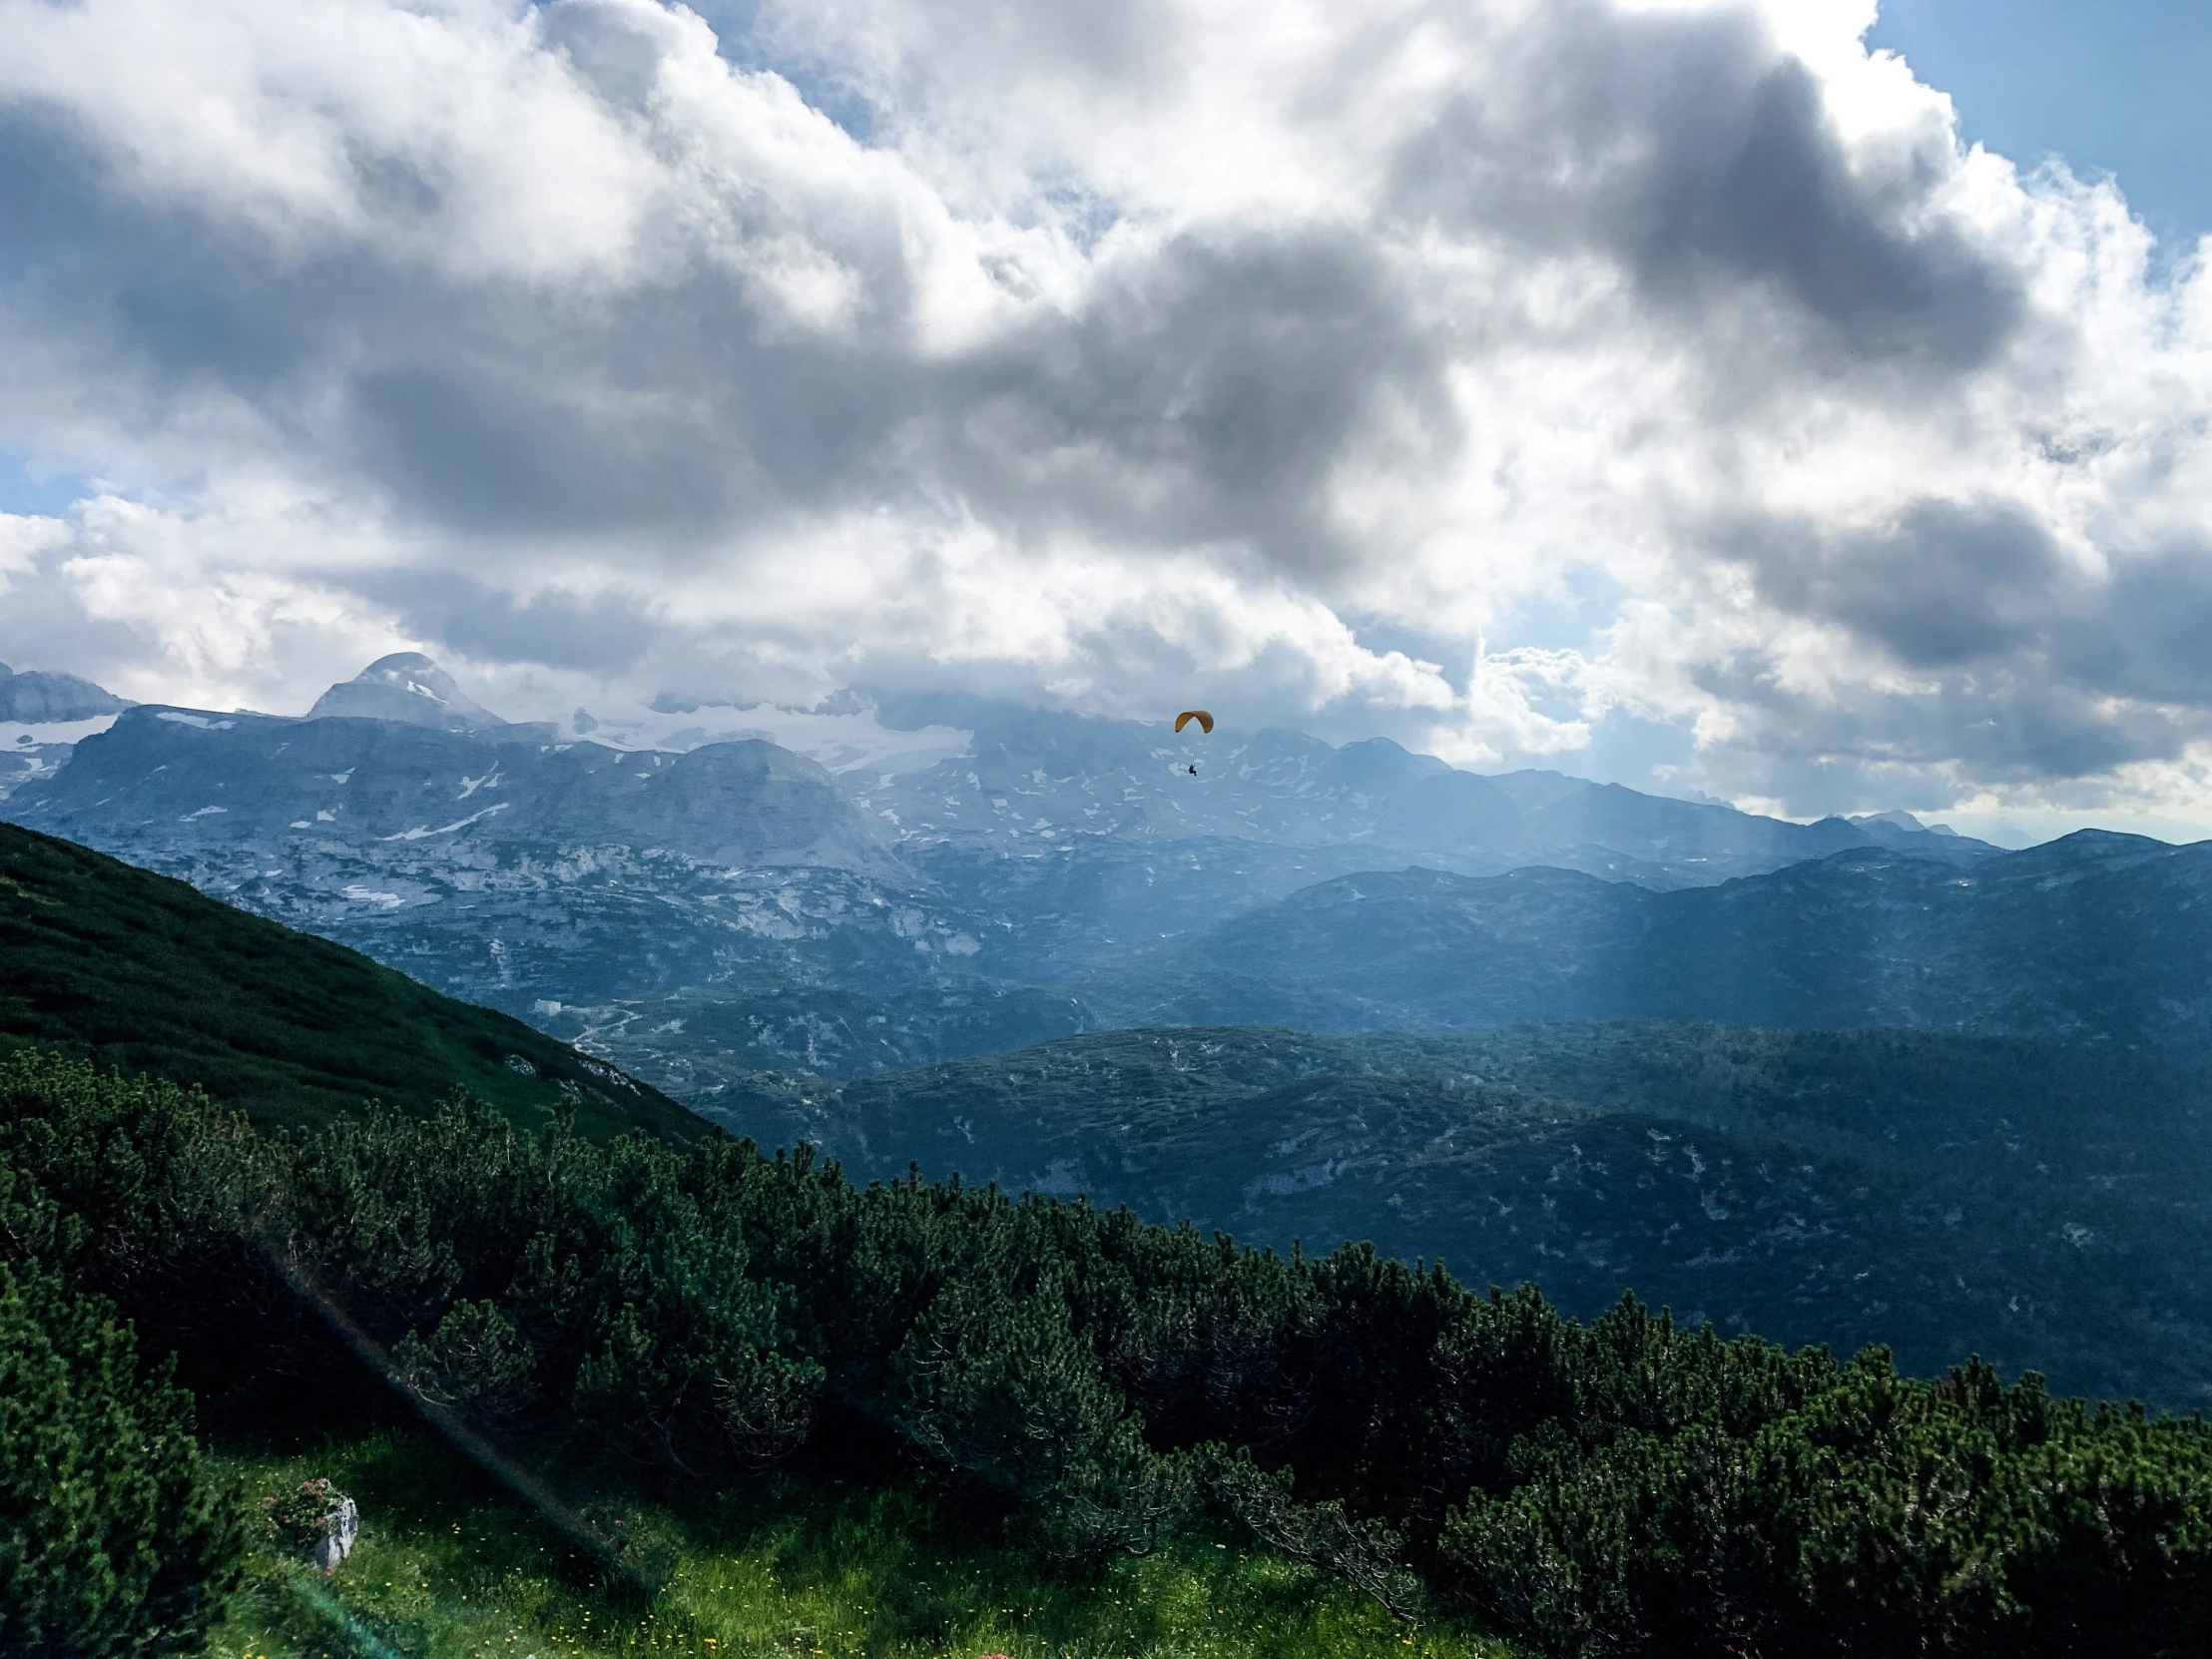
[0,0,2210,822]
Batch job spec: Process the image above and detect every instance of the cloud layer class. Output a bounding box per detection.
[1,0,2210,824]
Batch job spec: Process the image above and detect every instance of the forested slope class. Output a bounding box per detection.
[0,822,698,1139]
[1121,833,2212,1044]
[709,1022,2212,1405]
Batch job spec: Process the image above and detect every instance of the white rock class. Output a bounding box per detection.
[311,1496,359,1573]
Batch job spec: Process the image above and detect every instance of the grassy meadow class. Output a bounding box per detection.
[204,1424,1509,1659]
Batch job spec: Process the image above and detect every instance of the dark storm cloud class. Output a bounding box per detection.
[0,0,2004,587]
[1744,500,2075,669]
[1,53,1443,576]
[0,6,932,539]
[1741,659,2156,783]
[938,228,1452,573]
[1679,629,2161,819]
[0,112,316,399]
[328,227,1438,565]
[344,355,773,537]
[1390,2,2019,372]
[2063,546,2212,707]
[362,572,659,672]
[1698,500,2212,804]
[1737,500,2212,743]
[0,191,911,547]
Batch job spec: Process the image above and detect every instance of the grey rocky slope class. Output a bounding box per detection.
[0,659,130,724]
[0,659,133,807]
[18,700,892,873]
[843,689,1990,884]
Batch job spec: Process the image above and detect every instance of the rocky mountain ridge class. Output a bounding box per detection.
[19,699,895,875]
[1120,832,2212,1043]
[2,657,1994,883]
[0,657,132,805]
[839,690,1990,884]
[0,658,131,724]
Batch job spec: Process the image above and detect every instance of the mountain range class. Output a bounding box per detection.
[843,687,1987,879]
[2,653,2067,1085]
[1123,833,2212,1041]
[0,658,129,725]
[0,657,132,805]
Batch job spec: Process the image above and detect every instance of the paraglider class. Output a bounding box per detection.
[1176,709,1212,775]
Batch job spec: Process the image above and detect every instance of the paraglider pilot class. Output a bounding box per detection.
[1176,710,1212,779]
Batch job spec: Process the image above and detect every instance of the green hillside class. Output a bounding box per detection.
[0,823,700,1139]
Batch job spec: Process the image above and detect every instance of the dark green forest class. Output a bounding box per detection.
[4,1049,2209,1657]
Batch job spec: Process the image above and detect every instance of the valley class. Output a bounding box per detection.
[709,1022,2212,1406]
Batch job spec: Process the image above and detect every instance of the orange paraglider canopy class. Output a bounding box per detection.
[1175,710,1214,734]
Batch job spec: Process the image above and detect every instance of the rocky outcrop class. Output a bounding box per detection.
[305,652,517,733]
[11,704,900,875]
[0,661,130,723]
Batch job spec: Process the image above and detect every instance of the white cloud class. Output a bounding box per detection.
[0,0,2210,820]
[0,513,70,596]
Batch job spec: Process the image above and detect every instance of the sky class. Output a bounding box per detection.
[2,0,2211,840]
[1868,2,2212,260]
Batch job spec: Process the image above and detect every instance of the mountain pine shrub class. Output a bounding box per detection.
[0,1261,245,1658]
[7,1045,2212,1654]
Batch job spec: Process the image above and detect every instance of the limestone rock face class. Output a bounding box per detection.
[0,661,131,723]
[306,653,511,732]
[16,704,897,874]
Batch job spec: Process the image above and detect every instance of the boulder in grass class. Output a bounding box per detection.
[311,1495,360,1573]
[263,1477,358,1571]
